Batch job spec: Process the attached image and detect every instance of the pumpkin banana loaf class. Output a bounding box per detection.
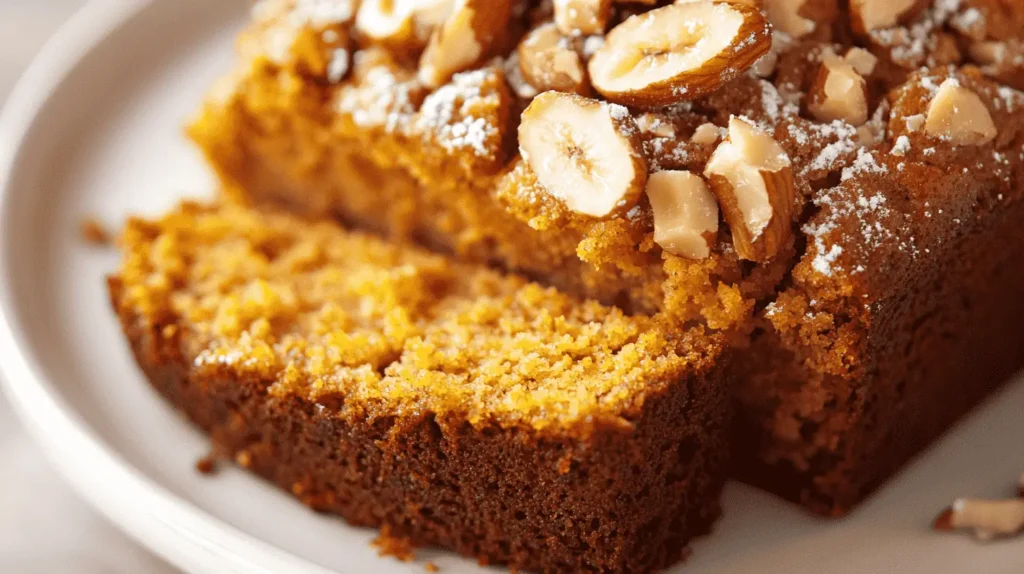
[108,201,731,573]
[189,0,1024,514]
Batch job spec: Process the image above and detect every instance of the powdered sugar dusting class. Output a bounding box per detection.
[417,69,501,158]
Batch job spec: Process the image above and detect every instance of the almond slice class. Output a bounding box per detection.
[849,0,926,35]
[934,498,1024,541]
[517,23,589,95]
[646,171,720,259]
[588,2,771,107]
[518,91,647,218]
[704,116,794,261]
[418,0,511,88]
[807,51,869,126]
[924,78,997,146]
[554,0,612,36]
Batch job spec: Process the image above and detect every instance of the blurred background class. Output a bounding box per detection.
[0,1,171,571]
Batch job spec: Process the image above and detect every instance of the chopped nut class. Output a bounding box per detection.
[691,122,723,145]
[904,113,925,132]
[850,0,925,34]
[704,116,795,261]
[924,78,997,146]
[517,23,589,94]
[969,41,1007,66]
[588,2,771,107]
[554,0,612,36]
[934,498,1024,541]
[636,113,676,138]
[418,0,512,88]
[808,51,869,126]
[355,0,452,47]
[844,47,878,76]
[763,0,815,38]
[646,170,720,259]
[518,91,647,218]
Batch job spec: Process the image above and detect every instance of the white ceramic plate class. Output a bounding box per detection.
[1,1,1022,572]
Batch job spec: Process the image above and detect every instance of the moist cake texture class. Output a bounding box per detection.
[186,0,1024,516]
[109,201,730,572]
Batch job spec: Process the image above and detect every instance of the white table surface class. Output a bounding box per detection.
[0,1,174,572]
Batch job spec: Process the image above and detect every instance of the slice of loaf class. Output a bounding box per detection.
[109,201,730,573]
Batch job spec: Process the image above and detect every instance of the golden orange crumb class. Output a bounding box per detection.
[424,562,439,572]
[80,217,110,246]
[372,526,417,562]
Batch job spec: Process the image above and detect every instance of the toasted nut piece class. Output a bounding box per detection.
[904,113,925,132]
[704,116,794,261]
[588,2,771,107]
[517,23,589,94]
[676,0,760,6]
[636,113,677,138]
[763,0,815,38]
[934,499,1024,541]
[844,47,878,76]
[849,0,925,34]
[969,42,1007,66]
[554,0,612,36]
[519,92,647,218]
[355,0,451,46]
[646,171,720,259]
[418,0,512,88]
[691,122,723,145]
[924,78,997,146]
[808,51,869,126]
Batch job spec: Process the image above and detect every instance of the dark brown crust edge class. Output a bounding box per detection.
[109,281,731,573]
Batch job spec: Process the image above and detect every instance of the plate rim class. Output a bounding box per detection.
[0,1,336,573]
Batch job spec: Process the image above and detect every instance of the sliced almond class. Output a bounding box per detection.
[636,113,677,138]
[554,0,612,36]
[704,116,794,261]
[763,0,815,38]
[646,171,720,259]
[924,78,997,146]
[934,499,1024,541]
[844,47,878,76]
[518,91,647,218]
[418,0,512,88]
[807,51,869,126]
[849,0,925,35]
[517,23,589,95]
[588,2,771,107]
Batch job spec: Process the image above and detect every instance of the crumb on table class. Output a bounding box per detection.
[80,217,110,246]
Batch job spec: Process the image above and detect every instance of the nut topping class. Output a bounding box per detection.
[588,1,771,107]
[517,23,589,95]
[418,0,512,88]
[355,0,451,46]
[646,171,720,259]
[554,0,612,36]
[808,51,869,126]
[518,92,647,218]
[850,0,925,34]
[691,122,723,145]
[843,47,878,76]
[704,116,794,261]
[763,0,815,38]
[934,498,1024,541]
[924,78,997,146]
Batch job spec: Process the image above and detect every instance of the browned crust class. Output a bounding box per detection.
[734,192,1024,515]
[109,278,730,573]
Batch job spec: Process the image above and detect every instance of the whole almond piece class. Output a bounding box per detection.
[704,116,794,261]
[588,1,771,107]
[646,170,720,259]
[418,0,512,88]
[519,91,647,218]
